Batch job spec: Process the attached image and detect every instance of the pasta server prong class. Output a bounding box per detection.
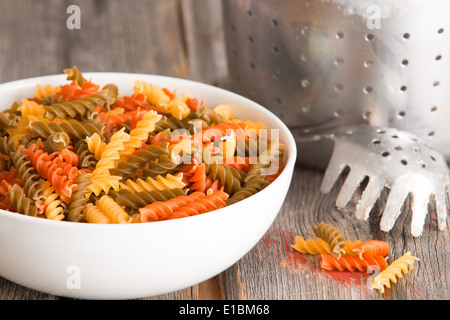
[304,124,449,237]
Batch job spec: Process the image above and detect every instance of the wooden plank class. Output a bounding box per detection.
[0,277,60,300]
[0,0,68,82]
[220,166,450,299]
[0,0,190,83]
[180,0,228,86]
[63,0,189,77]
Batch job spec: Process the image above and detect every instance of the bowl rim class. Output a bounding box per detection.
[0,72,297,229]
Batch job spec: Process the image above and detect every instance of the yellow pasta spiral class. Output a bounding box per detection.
[103,107,124,117]
[231,118,265,136]
[96,195,130,224]
[10,100,47,143]
[86,129,130,195]
[219,130,237,159]
[44,193,65,221]
[85,133,107,160]
[95,128,130,170]
[119,173,185,193]
[18,99,46,117]
[214,104,233,121]
[169,139,193,164]
[371,251,420,293]
[133,80,171,113]
[85,203,111,224]
[86,168,122,196]
[292,236,362,256]
[292,237,331,255]
[40,181,65,221]
[168,98,190,120]
[34,84,61,101]
[119,110,162,159]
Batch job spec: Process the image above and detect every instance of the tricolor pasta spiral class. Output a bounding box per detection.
[0,66,285,225]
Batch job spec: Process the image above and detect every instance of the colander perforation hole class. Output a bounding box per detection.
[382,151,390,157]
[334,110,343,118]
[364,60,373,68]
[336,32,344,39]
[398,110,406,118]
[400,85,407,92]
[301,25,309,36]
[334,84,343,92]
[372,139,381,145]
[428,131,435,137]
[395,146,403,151]
[275,97,282,105]
[365,33,374,41]
[377,129,386,134]
[403,33,410,40]
[248,36,254,43]
[301,79,310,88]
[402,59,409,66]
[431,106,438,112]
[249,62,256,69]
[438,28,444,34]
[362,111,372,120]
[272,70,280,80]
[363,86,373,94]
[335,58,344,66]
[436,55,442,61]
[272,46,279,54]
[247,10,252,17]
[433,81,440,87]
[302,105,310,113]
[400,160,408,166]
[271,19,278,27]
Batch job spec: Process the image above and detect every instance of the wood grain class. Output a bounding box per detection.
[221,167,450,300]
[0,0,191,82]
[180,0,228,86]
[0,0,448,301]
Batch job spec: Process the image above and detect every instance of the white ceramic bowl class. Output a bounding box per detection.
[0,73,296,299]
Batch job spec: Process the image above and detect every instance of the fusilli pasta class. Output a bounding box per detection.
[352,240,391,259]
[292,237,362,256]
[0,67,285,224]
[311,222,347,259]
[320,253,388,272]
[371,252,420,293]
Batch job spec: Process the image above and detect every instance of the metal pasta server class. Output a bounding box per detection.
[296,124,449,237]
[222,0,450,236]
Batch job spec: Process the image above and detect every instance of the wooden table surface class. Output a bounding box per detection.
[0,0,448,300]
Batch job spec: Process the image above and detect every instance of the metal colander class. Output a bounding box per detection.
[222,0,450,168]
